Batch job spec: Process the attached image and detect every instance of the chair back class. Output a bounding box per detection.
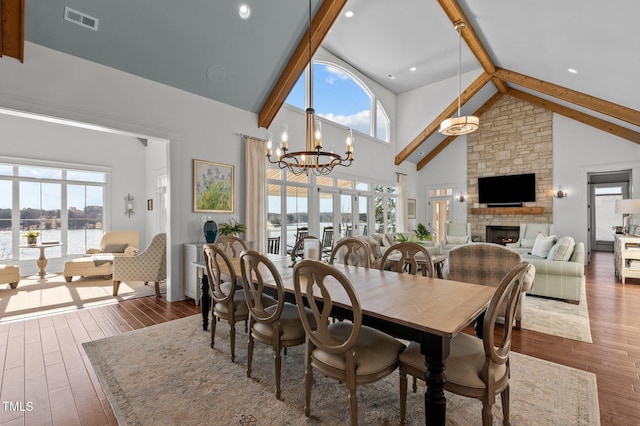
[100,231,140,252]
[296,227,309,240]
[380,242,434,277]
[293,260,362,354]
[330,237,371,267]
[291,236,321,260]
[214,235,248,258]
[240,250,284,324]
[267,236,280,254]
[483,262,531,364]
[447,243,521,287]
[321,226,334,252]
[203,243,238,304]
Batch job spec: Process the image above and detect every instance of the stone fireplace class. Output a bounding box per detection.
[486,226,520,245]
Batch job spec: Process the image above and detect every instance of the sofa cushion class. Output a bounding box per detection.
[531,234,556,258]
[547,236,575,261]
[103,243,129,253]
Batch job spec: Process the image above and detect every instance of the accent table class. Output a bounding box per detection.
[19,243,63,278]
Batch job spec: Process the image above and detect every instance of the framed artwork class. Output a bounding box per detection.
[407,198,416,219]
[193,159,234,213]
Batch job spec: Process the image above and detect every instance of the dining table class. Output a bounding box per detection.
[195,253,495,426]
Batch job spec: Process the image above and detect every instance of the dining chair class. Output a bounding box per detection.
[399,261,532,426]
[321,226,334,256]
[329,237,372,267]
[290,236,321,261]
[239,250,315,399]
[214,235,248,258]
[379,242,434,277]
[203,243,274,362]
[267,236,280,254]
[293,260,406,425]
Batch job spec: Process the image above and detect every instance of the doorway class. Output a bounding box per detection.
[588,171,631,252]
[427,188,453,244]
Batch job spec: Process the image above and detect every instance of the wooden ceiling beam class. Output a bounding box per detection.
[437,0,507,93]
[395,72,492,165]
[416,91,505,171]
[507,88,640,145]
[0,0,25,62]
[257,0,347,129]
[495,68,640,127]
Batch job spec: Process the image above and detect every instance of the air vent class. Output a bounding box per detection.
[64,7,99,31]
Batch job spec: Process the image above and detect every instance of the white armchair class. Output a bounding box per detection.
[112,233,166,297]
[439,223,472,255]
[506,223,555,255]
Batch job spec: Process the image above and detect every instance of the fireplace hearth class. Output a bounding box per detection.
[486,226,520,245]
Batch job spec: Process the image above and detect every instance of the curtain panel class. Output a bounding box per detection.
[244,136,267,252]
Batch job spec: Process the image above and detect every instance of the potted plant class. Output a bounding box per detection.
[414,223,432,241]
[23,230,39,246]
[217,218,246,237]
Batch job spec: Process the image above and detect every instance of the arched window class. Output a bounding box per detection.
[285,61,390,143]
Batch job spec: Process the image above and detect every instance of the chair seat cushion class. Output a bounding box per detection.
[400,334,508,391]
[312,322,405,376]
[253,303,313,341]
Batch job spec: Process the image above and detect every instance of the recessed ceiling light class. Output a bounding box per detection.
[386,74,396,80]
[345,10,354,18]
[568,68,578,74]
[409,67,417,72]
[418,151,424,156]
[239,4,251,19]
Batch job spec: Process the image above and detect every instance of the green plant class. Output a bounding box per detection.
[394,233,409,243]
[217,218,246,236]
[413,223,431,240]
[22,230,39,238]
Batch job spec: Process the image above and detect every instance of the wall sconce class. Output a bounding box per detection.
[455,193,466,202]
[124,194,135,218]
[553,185,567,199]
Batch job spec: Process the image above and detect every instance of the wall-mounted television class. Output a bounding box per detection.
[478,173,536,206]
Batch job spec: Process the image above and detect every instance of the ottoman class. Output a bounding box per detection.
[63,257,113,282]
[0,265,20,289]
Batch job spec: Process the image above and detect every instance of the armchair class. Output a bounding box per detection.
[439,223,472,255]
[506,223,555,254]
[112,233,166,297]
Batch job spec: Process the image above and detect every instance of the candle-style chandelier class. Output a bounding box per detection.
[266,0,354,176]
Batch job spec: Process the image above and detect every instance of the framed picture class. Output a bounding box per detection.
[407,198,416,219]
[193,159,234,213]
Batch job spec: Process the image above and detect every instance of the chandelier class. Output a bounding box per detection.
[439,21,479,136]
[266,0,354,176]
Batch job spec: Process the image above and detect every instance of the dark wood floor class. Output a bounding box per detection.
[0,251,638,425]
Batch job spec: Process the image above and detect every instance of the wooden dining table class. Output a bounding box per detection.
[195,254,496,426]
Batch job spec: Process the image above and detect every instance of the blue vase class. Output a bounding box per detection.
[204,220,217,243]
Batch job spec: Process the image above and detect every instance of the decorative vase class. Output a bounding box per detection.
[27,236,37,246]
[204,220,217,243]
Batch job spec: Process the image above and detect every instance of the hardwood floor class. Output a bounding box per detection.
[1,251,639,425]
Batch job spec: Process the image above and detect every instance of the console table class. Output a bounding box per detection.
[614,234,640,284]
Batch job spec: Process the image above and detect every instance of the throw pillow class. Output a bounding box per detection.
[550,236,576,261]
[446,235,468,245]
[103,243,128,253]
[531,233,556,258]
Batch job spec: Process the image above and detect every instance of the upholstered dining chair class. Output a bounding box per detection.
[240,250,315,399]
[379,242,435,277]
[203,244,274,362]
[293,260,406,425]
[290,236,321,261]
[112,232,166,297]
[329,237,372,268]
[446,243,535,332]
[399,262,532,426]
[214,235,248,258]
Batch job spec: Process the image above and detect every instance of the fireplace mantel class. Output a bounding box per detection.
[471,207,545,215]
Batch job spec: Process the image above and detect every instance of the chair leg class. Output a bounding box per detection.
[412,376,417,393]
[210,312,217,349]
[229,320,236,362]
[481,401,494,426]
[304,358,313,417]
[112,280,121,296]
[348,385,358,426]
[515,319,521,330]
[501,385,511,425]
[144,281,148,285]
[246,332,254,378]
[274,348,282,399]
[399,364,408,425]
[154,281,161,298]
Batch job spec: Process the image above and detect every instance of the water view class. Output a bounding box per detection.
[0,229,103,261]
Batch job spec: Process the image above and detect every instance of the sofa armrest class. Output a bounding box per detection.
[505,242,520,249]
[526,258,584,277]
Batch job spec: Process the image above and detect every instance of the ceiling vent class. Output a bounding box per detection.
[64,7,99,31]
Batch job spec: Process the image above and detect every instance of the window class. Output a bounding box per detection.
[285,62,390,143]
[0,161,107,261]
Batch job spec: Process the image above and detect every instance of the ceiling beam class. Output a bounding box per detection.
[0,0,25,62]
[507,88,640,145]
[395,72,492,166]
[257,0,347,129]
[494,68,640,128]
[416,91,505,171]
[437,0,507,93]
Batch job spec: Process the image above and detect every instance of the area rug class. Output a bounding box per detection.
[522,282,592,343]
[84,315,600,425]
[0,273,162,323]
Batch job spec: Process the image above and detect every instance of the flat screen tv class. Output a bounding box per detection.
[478,173,536,206]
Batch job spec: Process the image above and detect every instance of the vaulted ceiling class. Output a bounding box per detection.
[3,0,640,169]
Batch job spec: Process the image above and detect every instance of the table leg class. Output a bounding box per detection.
[201,274,210,331]
[421,334,450,426]
[37,247,47,278]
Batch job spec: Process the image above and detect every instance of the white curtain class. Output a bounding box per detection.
[397,173,408,233]
[244,136,267,252]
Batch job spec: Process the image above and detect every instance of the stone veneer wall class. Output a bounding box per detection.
[467,95,553,241]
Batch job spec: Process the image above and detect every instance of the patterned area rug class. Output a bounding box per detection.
[84,315,600,425]
[522,281,592,343]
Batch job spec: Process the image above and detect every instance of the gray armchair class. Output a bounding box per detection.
[439,223,472,255]
[112,233,166,297]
